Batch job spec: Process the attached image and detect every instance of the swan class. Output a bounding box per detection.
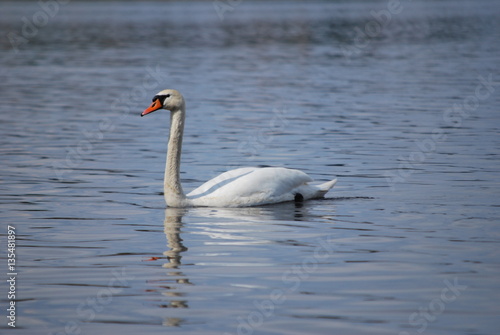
[141,89,337,207]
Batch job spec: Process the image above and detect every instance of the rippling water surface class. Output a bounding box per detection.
[1,1,499,334]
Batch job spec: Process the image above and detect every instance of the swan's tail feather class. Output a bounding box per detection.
[315,178,337,197]
[319,178,337,191]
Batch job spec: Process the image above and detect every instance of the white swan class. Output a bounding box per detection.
[141,89,337,207]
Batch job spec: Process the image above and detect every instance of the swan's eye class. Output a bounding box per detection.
[152,94,171,103]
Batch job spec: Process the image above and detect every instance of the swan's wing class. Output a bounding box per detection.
[187,167,314,206]
[249,167,313,198]
[187,167,260,198]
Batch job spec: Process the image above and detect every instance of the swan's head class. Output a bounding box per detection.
[141,89,184,117]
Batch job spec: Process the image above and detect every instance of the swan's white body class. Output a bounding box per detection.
[141,89,337,208]
[187,167,337,207]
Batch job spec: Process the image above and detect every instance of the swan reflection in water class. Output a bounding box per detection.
[156,201,334,326]
[151,208,191,327]
[163,208,189,269]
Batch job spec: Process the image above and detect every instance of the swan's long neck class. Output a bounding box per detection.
[164,103,187,207]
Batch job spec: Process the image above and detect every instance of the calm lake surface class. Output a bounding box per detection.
[1,0,499,334]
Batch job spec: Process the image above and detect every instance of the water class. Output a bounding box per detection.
[1,0,499,334]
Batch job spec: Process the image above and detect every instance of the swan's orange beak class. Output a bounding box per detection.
[141,99,163,117]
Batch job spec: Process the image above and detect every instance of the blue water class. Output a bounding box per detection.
[1,0,499,334]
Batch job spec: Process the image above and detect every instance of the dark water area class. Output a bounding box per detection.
[0,0,499,334]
